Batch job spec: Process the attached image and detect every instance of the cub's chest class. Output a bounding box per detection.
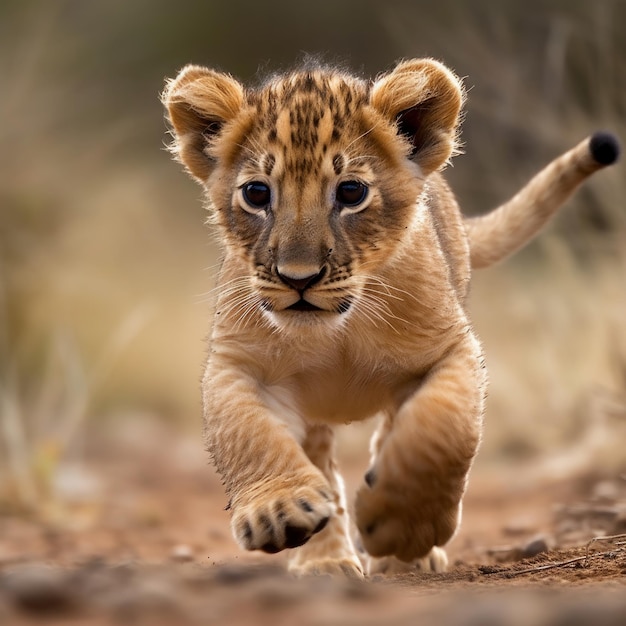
[291,364,395,423]
[259,344,411,425]
[247,319,440,425]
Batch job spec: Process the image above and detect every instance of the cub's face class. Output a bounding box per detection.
[164,60,464,327]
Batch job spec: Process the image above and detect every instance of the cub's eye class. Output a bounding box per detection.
[336,181,368,208]
[242,182,271,209]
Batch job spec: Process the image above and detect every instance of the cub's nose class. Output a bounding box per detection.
[276,267,326,292]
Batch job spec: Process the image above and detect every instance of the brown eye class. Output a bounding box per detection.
[242,182,271,209]
[336,181,368,208]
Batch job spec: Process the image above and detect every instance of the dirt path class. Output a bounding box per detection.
[1,426,625,625]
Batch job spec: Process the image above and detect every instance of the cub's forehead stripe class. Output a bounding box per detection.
[332,154,345,176]
[262,153,276,177]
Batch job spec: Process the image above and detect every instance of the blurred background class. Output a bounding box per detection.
[1,0,624,512]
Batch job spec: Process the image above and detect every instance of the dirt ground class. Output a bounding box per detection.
[1,422,625,626]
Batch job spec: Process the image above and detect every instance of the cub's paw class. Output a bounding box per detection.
[231,477,335,554]
[289,556,365,580]
[354,473,460,562]
[367,547,448,576]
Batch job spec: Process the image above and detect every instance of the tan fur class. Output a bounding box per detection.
[162,59,618,577]
[467,136,615,268]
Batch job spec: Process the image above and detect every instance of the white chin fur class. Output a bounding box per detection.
[263,308,348,332]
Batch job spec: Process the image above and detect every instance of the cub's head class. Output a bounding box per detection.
[163,59,463,328]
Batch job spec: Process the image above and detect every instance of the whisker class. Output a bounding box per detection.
[352,296,397,332]
[360,283,404,303]
[235,141,262,161]
[362,291,411,327]
[355,306,383,330]
[233,304,260,332]
[216,289,258,315]
[343,154,377,166]
[206,276,252,296]
[344,123,379,152]
[218,291,259,313]
[363,298,395,326]
[361,273,420,304]
[229,294,265,332]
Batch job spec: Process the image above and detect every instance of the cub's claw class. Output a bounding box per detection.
[355,474,461,562]
[231,480,335,553]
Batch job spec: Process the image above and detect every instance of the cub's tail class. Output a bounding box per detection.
[466,132,620,270]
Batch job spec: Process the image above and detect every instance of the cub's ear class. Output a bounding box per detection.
[370,59,464,175]
[162,65,244,181]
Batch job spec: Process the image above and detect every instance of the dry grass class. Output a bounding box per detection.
[470,241,626,472]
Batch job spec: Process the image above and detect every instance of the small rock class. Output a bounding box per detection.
[3,564,79,615]
[105,579,184,622]
[214,563,286,585]
[611,510,626,534]
[170,544,194,562]
[521,536,550,559]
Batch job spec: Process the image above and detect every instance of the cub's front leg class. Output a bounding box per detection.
[203,354,335,554]
[355,333,485,564]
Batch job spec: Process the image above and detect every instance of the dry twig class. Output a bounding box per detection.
[480,533,626,578]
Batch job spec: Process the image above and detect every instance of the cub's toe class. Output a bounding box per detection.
[232,484,334,553]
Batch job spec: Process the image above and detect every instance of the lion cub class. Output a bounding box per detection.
[163,59,619,578]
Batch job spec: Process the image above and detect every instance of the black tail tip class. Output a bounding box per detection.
[589,131,620,166]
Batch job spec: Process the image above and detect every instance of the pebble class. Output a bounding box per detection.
[611,511,626,535]
[3,564,78,615]
[521,536,550,559]
[170,544,194,562]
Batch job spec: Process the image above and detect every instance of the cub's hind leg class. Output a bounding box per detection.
[288,425,364,579]
[364,415,449,575]
[367,548,449,575]
[355,333,485,567]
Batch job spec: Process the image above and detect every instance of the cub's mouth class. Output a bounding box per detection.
[284,297,353,314]
[286,299,324,312]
